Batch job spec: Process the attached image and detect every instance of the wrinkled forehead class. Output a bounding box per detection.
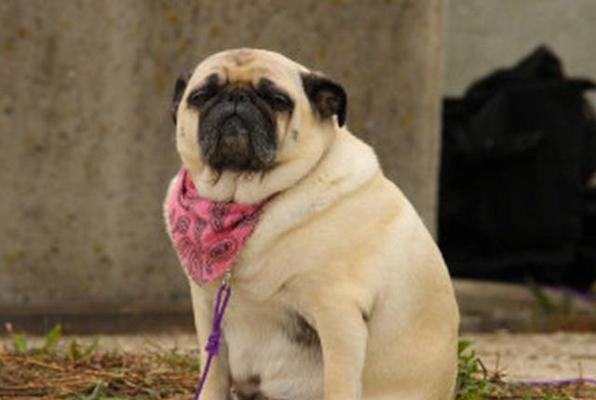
[189,49,307,90]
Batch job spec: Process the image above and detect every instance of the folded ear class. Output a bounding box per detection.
[301,73,347,127]
[171,70,192,125]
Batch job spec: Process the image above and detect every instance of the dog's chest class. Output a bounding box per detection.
[223,292,323,400]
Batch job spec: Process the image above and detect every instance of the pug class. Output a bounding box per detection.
[164,48,459,400]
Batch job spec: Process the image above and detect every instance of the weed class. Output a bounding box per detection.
[69,336,100,360]
[456,339,494,400]
[10,324,99,361]
[12,332,28,353]
[527,280,571,315]
[42,324,62,352]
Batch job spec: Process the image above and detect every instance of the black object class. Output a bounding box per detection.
[439,46,596,289]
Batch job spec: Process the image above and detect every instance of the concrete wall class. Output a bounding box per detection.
[0,0,444,309]
[445,0,596,107]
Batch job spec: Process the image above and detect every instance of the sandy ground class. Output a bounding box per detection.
[3,332,593,382]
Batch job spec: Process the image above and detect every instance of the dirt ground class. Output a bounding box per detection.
[5,332,592,383]
[465,332,595,382]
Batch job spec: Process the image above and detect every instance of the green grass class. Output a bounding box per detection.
[457,339,493,400]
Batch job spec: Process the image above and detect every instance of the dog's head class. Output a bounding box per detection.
[171,49,347,203]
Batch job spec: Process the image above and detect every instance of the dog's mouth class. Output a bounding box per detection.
[211,115,253,170]
[198,88,277,172]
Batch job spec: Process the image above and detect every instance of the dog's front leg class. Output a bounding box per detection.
[311,297,368,400]
[190,282,231,400]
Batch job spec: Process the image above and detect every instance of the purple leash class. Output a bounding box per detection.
[517,377,596,386]
[193,274,232,400]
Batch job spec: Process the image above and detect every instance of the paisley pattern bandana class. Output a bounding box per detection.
[166,169,267,285]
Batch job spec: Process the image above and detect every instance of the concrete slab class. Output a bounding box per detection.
[1,279,593,334]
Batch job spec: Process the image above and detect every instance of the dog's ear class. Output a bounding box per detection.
[301,73,347,127]
[171,70,192,125]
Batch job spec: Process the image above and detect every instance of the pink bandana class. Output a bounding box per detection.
[166,169,268,285]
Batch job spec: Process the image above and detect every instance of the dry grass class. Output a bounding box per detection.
[0,349,199,399]
[0,335,594,399]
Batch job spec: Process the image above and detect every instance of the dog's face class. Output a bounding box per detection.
[171,49,346,181]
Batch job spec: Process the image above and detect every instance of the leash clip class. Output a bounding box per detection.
[222,269,232,288]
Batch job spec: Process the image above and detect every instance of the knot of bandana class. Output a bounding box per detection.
[166,169,267,285]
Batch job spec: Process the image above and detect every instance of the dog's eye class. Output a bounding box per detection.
[187,87,218,108]
[266,92,294,112]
